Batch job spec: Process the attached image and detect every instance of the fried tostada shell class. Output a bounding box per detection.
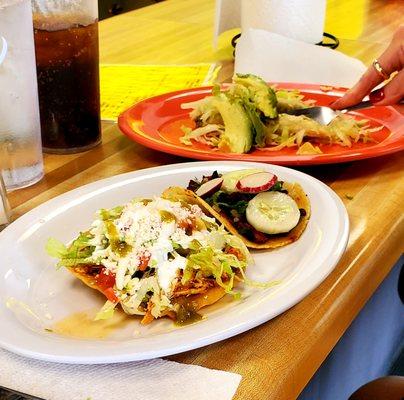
[162,184,310,250]
[70,264,226,323]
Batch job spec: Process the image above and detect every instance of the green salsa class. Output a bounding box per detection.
[174,302,203,326]
[159,210,176,223]
[105,221,132,257]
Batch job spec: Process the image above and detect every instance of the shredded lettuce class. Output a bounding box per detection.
[238,267,281,289]
[46,232,95,268]
[183,240,275,295]
[224,234,253,265]
[45,238,68,259]
[180,124,223,146]
[183,247,247,294]
[273,87,315,113]
[95,300,117,320]
[264,114,382,151]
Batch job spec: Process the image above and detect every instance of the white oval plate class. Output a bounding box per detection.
[0,161,348,364]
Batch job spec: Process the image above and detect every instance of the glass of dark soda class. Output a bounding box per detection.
[32,1,101,154]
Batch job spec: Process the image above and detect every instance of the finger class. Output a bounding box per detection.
[331,43,401,110]
[330,67,383,109]
[371,69,404,106]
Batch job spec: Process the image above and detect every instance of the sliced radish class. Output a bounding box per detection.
[222,169,264,192]
[236,172,277,193]
[195,177,223,198]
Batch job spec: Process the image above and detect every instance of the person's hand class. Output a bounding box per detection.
[331,25,404,109]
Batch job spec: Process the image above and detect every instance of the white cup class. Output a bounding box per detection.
[241,0,327,44]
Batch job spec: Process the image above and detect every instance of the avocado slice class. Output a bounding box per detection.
[212,93,254,154]
[233,73,278,119]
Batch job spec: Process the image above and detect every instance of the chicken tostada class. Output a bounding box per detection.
[186,169,311,249]
[46,187,254,325]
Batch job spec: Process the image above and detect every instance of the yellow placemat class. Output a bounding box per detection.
[100,63,220,121]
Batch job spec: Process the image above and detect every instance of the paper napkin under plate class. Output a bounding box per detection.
[100,63,219,121]
[0,348,241,400]
[235,29,366,87]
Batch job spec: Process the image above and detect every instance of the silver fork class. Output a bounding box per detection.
[288,96,404,126]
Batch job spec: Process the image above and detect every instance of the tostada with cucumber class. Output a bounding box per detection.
[185,168,311,249]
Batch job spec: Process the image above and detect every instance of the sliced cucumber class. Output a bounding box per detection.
[246,192,300,234]
[221,169,264,193]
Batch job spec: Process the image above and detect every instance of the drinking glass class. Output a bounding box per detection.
[32,0,101,154]
[0,0,44,190]
[0,172,11,229]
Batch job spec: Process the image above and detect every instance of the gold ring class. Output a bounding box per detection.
[372,59,390,80]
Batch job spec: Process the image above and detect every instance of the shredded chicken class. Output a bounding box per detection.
[172,277,216,297]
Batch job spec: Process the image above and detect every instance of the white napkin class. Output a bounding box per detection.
[235,29,367,87]
[0,348,241,400]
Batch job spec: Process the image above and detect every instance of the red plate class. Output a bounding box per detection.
[118,83,404,165]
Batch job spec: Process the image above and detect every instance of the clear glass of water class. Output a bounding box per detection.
[0,0,44,190]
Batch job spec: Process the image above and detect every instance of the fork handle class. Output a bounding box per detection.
[344,100,373,112]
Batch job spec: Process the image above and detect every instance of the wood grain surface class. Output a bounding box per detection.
[8,1,404,399]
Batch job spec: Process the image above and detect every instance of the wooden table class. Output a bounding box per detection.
[8,1,404,399]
